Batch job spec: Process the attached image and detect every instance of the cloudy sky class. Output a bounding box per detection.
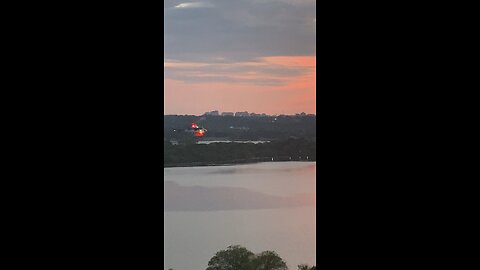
[164,0,316,115]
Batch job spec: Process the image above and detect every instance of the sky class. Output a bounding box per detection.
[164,0,316,115]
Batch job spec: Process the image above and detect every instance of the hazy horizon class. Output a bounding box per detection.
[164,0,316,116]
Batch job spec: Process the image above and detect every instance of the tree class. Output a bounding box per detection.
[251,251,287,270]
[206,245,255,270]
[206,246,291,270]
[298,264,316,270]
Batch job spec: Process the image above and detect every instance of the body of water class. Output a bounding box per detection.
[164,162,316,270]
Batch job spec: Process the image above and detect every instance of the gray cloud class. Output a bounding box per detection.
[164,74,285,86]
[174,1,214,9]
[164,0,316,63]
[164,60,309,85]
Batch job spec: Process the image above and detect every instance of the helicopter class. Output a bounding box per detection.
[189,122,207,137]
[169,122,207,138]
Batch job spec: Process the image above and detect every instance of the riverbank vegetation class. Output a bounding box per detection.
[164,114,316,141]
[164,114,316,167]
[164,138,316,167]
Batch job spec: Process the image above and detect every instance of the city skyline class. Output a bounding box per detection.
[164,0,316,115]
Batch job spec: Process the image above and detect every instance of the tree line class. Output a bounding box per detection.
[164,138,316,166]
[164,115,316,141]
[168,245,315,270]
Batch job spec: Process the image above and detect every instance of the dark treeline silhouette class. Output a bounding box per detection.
[164,115,316,167]
[168,245,315,270]
[164,138,316,167]
[164,114,316,141]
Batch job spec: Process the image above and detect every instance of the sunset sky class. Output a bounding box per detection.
[164,0,316,115]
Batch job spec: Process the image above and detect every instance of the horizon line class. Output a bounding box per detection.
[164,112,316,116]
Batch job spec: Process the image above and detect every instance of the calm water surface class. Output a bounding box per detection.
[164,162,316,270]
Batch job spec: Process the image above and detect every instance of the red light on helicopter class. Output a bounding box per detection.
[194,130,205,137]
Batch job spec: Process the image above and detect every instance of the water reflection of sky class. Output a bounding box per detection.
[164,162,316,270]
[164,162,316,197]
[165,181,314,211]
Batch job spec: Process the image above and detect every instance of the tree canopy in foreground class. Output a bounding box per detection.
[205,245,315,270]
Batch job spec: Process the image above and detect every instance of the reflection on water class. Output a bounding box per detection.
[164,162,316,197]
[207,163,314,174]
[164,162,316,270]
[165,181,314,211]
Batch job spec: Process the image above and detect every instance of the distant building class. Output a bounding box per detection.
[205,110,219,116]
[221,112,234,116]
[235,111,249,117]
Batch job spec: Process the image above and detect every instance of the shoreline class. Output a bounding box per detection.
[164,159,315,168]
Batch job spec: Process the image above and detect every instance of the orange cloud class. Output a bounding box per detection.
[164,56,316,115]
